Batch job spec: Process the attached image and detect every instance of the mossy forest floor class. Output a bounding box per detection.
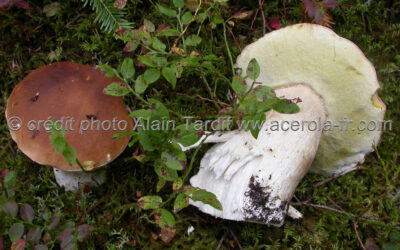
[0,0,399,249]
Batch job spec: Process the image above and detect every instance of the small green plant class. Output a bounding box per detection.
[0,169,94,249]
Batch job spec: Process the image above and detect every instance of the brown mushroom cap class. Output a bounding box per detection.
[5,62,134,171]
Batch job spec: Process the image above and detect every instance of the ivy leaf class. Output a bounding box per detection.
[246,58,260,80]
[154,162,179,181]
[77,224,94,242]
[144,68,161,84]
[161,67,177,88]
[138,196,162,210]
[189,189,222,210]
[157,4,177,17]
[173,0,184,9]
[173,193,189,213]
[173,124,202,147]
[161,143,187,170]
[9,223,24,242]
[97,64,118,77]
[27,228,42,243]
[120,58,135,79]
[3,201,18,217]
[103,82,130,96]
[20,203,34,222]
[181,12,193,24]
[272,99,300,114]
[185,35,202,46]
[11,239,25,250]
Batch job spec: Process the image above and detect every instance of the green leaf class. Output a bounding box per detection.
[27,228,42,243]
[156,178,167,192]
[20,204,34,222]
[149,99,170,120]
[135,75,148,94]
[246,58,260,80]
[62,146,77,166]
[173,0,184,8]
[160,29,180,37]
[157,4,177,17]
[212,14,224,24]
[181,12,193,24]
[231,75,247,95]
[9,223,24,242]
[154,162,178,181]
[138,130,156,151]
[156,209,176,228]
[144,69,161,84]
[243,112,266,139]
[43,2,61,17]
[3,201,18,217]
[173,193,189,213]
[138,196,162,210]
[161,67,177,88]
[138,56,168,67]
[152,37,166,51]
[173,124,202,147]
[272,99,300,114]
[190,189,222,210]
[49,135,67,153]
[185,35,202,46]
[103,82,130,96]
[161,143,187,170]
[130,109,151,119]
[77,225,94,242]
[143,19,155,32]
[120,58,135,79]
[97,64,118,77]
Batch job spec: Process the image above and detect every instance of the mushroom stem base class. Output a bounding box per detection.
[53,168,106,191]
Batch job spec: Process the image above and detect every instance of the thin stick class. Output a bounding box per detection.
[258,0,266,35]
[216,230,228,250]
[230,229,243,250]
[353,221,366,250]
[313,166,366,188]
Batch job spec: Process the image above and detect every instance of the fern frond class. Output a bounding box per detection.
[82,0,133,33]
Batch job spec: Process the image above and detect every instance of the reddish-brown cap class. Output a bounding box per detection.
[5,62,134,171]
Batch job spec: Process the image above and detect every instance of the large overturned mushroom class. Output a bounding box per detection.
[187,24,386,226]
[5,62,134,191]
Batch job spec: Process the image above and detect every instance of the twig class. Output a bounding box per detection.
[353,221,366,250]
[216,230,228,250]
[176,93,229,107]
[227,26,241,51]
[313,166,366,188]
[250,0,265,32]
[292,202,353,216]
[230,229,243,250]
[258,0,266,35]
[171,0,202,51]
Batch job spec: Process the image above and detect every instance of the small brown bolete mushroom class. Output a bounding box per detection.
[5,62,134,191]
[186,24,386,226]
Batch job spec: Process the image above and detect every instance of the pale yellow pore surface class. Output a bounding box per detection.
[236,23,386,175]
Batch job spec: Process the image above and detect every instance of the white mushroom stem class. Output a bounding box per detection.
[186,84,327,226]
[53,168,106,191]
